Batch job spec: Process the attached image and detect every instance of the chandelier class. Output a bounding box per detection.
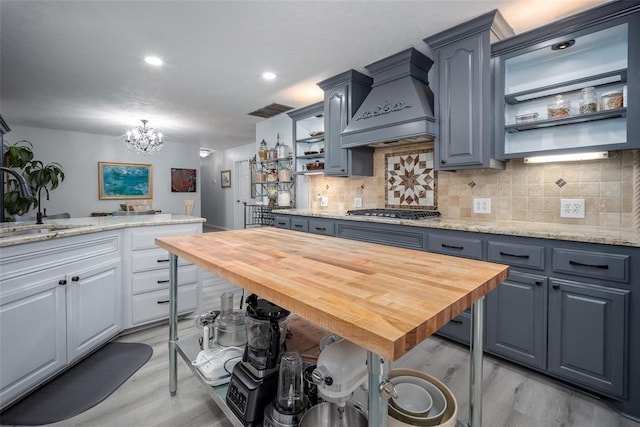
[125,119,164,155]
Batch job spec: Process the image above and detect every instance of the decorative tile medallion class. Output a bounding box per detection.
[385,148,437,209]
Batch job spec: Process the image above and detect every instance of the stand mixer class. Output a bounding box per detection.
[311,338,368,417]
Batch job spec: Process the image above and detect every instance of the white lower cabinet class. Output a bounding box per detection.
[122,223,202,329]
[0,231,122,409]
[66,258,122,362]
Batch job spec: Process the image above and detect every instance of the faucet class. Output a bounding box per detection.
[0,167,33,223]
[36,187,50,225]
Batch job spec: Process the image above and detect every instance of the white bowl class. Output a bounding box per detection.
[387,369,457,427]
[391,382,433,417]
[388,375,447,426]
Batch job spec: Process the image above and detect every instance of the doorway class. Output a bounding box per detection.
[233,160,252,229]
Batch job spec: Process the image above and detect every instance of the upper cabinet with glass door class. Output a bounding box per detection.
[492,1,639,159]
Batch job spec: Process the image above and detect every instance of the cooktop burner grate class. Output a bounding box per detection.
[346,209,441,220]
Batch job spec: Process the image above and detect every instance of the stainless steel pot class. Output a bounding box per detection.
[299,402,367,427]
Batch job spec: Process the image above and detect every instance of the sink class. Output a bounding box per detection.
[0,225,83,238]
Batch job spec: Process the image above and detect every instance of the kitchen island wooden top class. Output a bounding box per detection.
[156,227,508,361]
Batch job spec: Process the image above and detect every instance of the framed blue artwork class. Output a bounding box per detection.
[98,161,153,199]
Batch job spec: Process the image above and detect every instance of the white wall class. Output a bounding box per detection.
[6,125,201,218]
[200,142,255,230]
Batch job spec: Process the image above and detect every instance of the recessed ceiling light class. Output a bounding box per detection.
[262,72,276,80]
[145,56,163,66]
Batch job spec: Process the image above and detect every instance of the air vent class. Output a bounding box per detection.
[248,103,294,118]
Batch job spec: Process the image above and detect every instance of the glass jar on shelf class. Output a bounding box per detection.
[579,87,597,114]
[547,95,571,119]
[258,139,268,161]
[278,167,292,182]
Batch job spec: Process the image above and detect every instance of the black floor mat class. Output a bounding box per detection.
[0,342,153,426]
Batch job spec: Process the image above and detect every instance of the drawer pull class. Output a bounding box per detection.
[157,300,170,304]
[499,251,530,259]
[315,227,327,231]
[157,259,170,263]
[157,280,170,284]
[552,283,560,290]
[569,260,609,270]
[58,279,67,286]
[71,276,80,282]
[294,224,303,228]
[277,222,287,226]
[442,243,463,250]
[535,280,542,286]
[450,318,463,324]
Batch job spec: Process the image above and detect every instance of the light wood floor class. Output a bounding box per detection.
[7,277,639,427]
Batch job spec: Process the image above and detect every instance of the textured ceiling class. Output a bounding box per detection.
[0,0,609,152]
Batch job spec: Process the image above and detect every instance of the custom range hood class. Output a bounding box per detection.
[341,48,436,148]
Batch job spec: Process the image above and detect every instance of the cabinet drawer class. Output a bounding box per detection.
[131,224,202,250]
[309,219,335,236]
[428,234,482,259]
[290,218,309,232]
[552,248,629,283]
[132,248,190,273]
[131,265,198,295]
[273,216,291,230]
[436,311,470,345]
[131,284,198,325]
[488,241,545,270]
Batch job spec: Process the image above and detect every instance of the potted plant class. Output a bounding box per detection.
[3,139,65,221]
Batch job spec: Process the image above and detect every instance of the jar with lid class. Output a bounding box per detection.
[548,95,571,119]
[258,139,268,161]
[278,167,291,182]
[277,190,291,207]
[601,90,623,111]
[267,148,278,160]
[579,87,597,114]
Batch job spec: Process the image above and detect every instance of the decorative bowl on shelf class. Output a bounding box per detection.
[306,161,324,171]
[309,131,324,137]
[304,150,318,156]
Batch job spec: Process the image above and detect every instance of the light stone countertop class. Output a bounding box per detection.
[0,214,206,248]
[274,208,640,248]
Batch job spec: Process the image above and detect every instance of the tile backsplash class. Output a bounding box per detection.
[308,143,635,229]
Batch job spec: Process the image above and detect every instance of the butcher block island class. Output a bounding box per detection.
[155,227,509,427]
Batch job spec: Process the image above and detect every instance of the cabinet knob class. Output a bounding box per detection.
[71,276,80,282]
[441,159,447,164]
[535,280,542,286]
[58,279,67,286]
[552,283,560,290]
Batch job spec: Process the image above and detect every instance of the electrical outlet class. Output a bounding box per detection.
[354,197,363,208]
[560,198,585,218]
[473,198,491,214]
[321,196,329,207]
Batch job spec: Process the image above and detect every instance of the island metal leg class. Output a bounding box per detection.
[169,253,179,396]
[469,296,485,427]
[367,351,389,427]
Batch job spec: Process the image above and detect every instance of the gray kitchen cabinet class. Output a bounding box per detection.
[317,70,374,176]
[486,271,548,370]
[288,102,325,175]
[308,218,335,236]
[492,2,640,159]
[425,10,513,170]
[273,215,291,229]
[548,277,629,398]
[66,257,122,362]
[335,220,427,251]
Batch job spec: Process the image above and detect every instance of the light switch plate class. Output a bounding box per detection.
[473,198,491,214]
[321,196,329,207]
[354,197,363,208]
[560,198,585,218]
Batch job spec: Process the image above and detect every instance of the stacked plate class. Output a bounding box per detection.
[387,369,458,427]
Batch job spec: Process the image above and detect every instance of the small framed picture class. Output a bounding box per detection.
[171,168,196,192]
[221,169,231,188]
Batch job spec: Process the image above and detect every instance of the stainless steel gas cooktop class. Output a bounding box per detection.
[346,209,441,220]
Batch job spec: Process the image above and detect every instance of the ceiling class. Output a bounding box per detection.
[1,0,609,152]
